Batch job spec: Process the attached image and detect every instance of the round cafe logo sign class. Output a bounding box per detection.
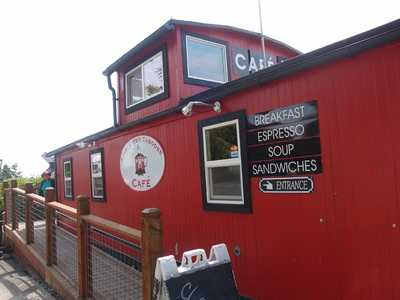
[120,135,165,191]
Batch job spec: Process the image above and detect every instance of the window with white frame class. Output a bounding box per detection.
[63,159,73,198]
[125,50,166,109]
[199,111,251,212]
[185,34,228,85]
[90,149,105,200]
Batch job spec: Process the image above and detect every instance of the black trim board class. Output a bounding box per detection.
[181,31,231,87]
[124,45,169,114]
[47,18,400,157]
[198,110,251,213]
[89,148,106,202]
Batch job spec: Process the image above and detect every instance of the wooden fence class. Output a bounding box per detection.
[1,179,162,300]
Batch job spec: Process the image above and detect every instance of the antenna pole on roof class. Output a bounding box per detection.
[258,0,267,69]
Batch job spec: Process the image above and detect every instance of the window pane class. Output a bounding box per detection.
[205,123,238,161]
[93,177,104,197]
[208,166,242,199]
[143,53,164,98]
[91,153,102,175]
[64,162,71,178]
[65,180,72,196]
[187,36,227,83]
[128,67,143,106]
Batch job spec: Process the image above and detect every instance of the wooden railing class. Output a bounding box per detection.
[2,179,162,300]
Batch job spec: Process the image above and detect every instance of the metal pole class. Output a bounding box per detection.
[258,0,267,69]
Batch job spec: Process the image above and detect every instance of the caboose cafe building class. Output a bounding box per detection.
[44,19,400,299]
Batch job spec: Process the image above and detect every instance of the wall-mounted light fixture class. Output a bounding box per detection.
[181,101,222,117]
[75,141,96,149]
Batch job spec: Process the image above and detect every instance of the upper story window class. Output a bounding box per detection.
[125,47,169,113]
[183,33,229,87]
[198,111,251,213]
[63,159,73,199]
[90,149,105,201]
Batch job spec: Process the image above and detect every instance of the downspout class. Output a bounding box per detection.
[107,73,119,127]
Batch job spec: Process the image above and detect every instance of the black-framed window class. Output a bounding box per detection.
[198,111,251,213]
[182,32,229,87]
[90,149,106,201]
[63,158,73,199]
[124,46,169,113]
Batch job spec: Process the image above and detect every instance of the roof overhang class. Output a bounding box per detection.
[102,19,302,76]
[47,18,400,158]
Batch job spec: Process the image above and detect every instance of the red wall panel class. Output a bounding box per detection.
[56,40,400,299]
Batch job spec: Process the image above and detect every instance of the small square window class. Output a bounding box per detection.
[125,47,169,113]
[205,123,239,161]
[208,166,242,200]
[183,33,229,87]
[198,111,251,213]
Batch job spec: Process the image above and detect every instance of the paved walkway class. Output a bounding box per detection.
[0,256,57,300]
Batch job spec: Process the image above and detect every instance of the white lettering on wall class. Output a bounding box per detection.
[254,105,306,127]
[235,53,247,70]
[248,57,258,72]
[267,56,274,67]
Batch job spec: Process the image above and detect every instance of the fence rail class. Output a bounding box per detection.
[2,180,162,300]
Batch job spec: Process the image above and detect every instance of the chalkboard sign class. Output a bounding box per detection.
[165,263,239,300]
[153,244,248,300]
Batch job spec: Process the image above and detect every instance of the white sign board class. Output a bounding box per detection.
[120,135,165,191]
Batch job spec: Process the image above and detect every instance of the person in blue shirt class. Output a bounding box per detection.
[38,170,54,196]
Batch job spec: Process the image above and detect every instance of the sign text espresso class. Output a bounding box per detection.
[247,100,322,177]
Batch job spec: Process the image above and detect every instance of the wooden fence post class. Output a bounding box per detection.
[10,179,17,230]
[45,187,55,266]
[141,208,162,300]
[77,195,90,299]
[2,181,9,225]
[24,183,34,244]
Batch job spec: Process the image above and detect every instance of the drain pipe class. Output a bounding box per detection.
[107,73,118,127]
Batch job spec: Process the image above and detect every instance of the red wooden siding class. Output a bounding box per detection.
[56,39,400,300]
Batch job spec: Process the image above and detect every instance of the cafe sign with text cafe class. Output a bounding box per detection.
[247,100,322,193]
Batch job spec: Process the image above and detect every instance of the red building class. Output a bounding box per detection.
[46,19,400,299]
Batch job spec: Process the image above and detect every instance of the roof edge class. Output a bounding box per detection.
[169,19,302,55]
[102,20,175,75]
[183,18,400,104]
[102,18,302,76]
[48,18,400,157]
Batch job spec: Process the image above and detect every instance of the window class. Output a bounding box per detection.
[125,47,169,113]
[63,159,73,199]
[183,33,229,87]
[198,111,251,213]
[90,149,106,201]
